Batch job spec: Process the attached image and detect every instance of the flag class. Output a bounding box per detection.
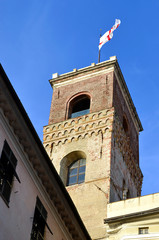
[99,19,121,50]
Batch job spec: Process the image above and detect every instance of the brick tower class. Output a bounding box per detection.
[43,56,143,240]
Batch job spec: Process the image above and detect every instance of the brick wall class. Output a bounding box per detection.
[49,71,114,124]
[113,73,139,164]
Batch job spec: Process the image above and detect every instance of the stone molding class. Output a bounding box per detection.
[43,108,114,150]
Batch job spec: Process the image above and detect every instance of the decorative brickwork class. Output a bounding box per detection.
[44,109,113,153]
[112,114,143,196]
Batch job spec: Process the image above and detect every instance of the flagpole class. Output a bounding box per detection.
[98,50,100,63]
[98,29,102,63]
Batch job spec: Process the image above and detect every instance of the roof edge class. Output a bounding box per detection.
[104,207,159,224]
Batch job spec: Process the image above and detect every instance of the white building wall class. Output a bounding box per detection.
[0,110,71,240]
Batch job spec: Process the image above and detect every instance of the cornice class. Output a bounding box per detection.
[104,207,159,224]
[51,67,114,89]
[49,56,116,88]
[43,108,114,148]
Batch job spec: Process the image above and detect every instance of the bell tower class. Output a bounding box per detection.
[43,56,143,240]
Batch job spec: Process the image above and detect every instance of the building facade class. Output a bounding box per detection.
[43,56,144,239]
[0,64,91,240]
[105,193,159,239]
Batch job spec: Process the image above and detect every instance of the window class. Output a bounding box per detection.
[68,95,90,119]
[67,158,86,186]
[0,140,20,204]
[122,179,129,200]
[60,151,86,186]
[139,227,149,234]
[31,197,53,240]
[123,116,128,133]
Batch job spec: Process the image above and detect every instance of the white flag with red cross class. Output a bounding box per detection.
[99,19,121,50]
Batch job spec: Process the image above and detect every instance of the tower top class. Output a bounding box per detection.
[49,56,143,132]
[51,56,117,82]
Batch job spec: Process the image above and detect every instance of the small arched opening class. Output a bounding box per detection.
[67,94,90,119]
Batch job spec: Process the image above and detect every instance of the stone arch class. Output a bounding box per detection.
[45,144,50,154]
[45,135,50,140]
[45,127,50,132]
[63,130,68,136]
[60,150,87,186]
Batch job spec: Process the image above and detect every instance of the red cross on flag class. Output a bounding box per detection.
[99,19,121,50]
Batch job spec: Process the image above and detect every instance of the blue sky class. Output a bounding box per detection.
[0,0,159,196]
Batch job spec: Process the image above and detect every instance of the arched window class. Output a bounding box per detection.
[68,94,90,119]
[60,151,86,186]
[67,158,86,186]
